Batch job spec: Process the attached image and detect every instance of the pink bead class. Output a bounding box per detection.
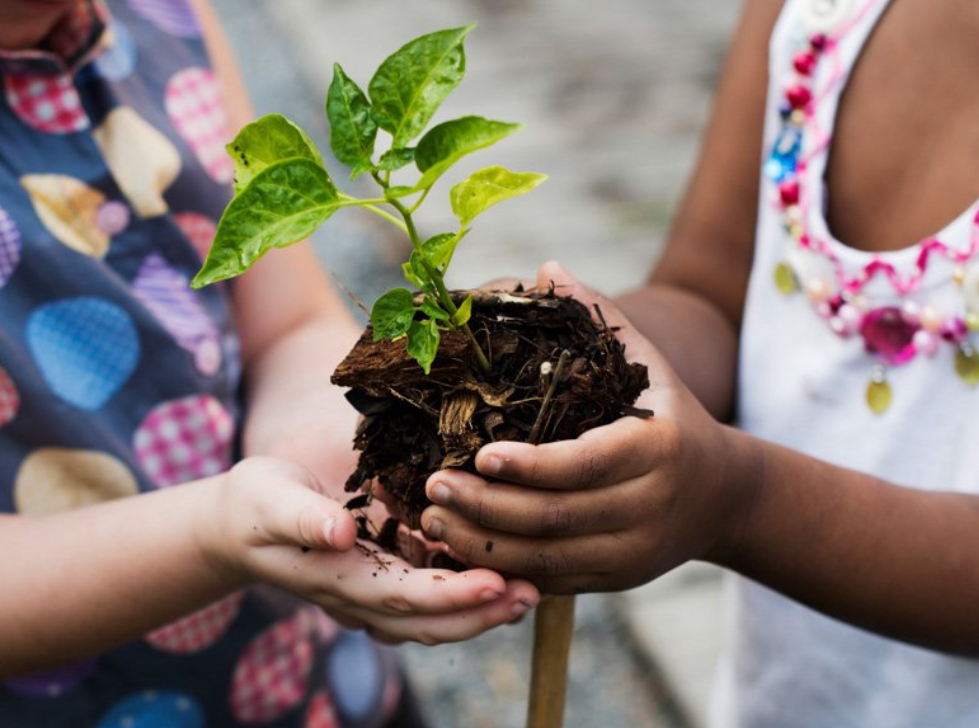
[941,317,968,343]
[860,307,919,366]
[913,329,940,358]
[786,84,812,109]
[837,303,862,331]
[793,51,817,76]
[779,180,800,206]
[810,33,828,52]
[817,301,833,319]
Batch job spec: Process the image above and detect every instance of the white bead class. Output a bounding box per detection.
[920,305,943,332]
[901,300,920,323]
[913,329,940,357]
[837,304,862,331]
[805,278,831,303]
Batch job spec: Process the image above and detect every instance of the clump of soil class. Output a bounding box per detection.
[331,287,650,556]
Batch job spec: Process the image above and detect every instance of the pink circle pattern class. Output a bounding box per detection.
[0,366,18,428]
[174,211,217,260]
[304,692,340,728]
[145,591,245,654]
[230,614,315,725]
[133,394,234,487]
[164,68,235,183]
[4,74,88,134]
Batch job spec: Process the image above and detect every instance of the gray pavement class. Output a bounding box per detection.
[210,1,738,726]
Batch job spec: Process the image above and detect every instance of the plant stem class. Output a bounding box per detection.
[337,194,408,233]
[386,197,493,376]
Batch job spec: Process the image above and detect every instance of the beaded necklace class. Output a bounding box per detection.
[766,0,979,414]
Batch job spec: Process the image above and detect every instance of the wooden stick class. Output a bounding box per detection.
[526,594,576,728]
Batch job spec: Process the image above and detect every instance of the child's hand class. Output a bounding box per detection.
[202,457,540,643]
[418,263,757,593]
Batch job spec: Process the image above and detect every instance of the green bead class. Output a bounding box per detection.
[774,263,799,295]
[955,346,979,386]
[866,378,892,414]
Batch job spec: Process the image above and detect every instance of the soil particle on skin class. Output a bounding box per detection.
[332,287,649,562]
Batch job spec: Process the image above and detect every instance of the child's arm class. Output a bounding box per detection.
[0,457,535,679]
[422,279,979,657]
[415,0,979,657]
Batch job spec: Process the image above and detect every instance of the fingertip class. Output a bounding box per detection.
[475,442,527,477]
[328,511,358,551]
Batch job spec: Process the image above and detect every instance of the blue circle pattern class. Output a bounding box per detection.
[94,19,138,81]
[95,691,204,728]
[327,632,384,721]
[27,297,140,411]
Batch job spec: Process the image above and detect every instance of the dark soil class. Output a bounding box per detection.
[330,287,650,559]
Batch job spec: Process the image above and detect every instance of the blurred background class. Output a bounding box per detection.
[210,2,740,726]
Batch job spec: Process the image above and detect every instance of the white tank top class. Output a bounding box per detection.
[713,0,979,725]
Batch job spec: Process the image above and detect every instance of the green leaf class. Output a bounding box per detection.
[450,165,548,226]
[192,158,339,288]
[415,116,521,189]
[407,318,441,374]
[420,296,450,321]
[402,260,427,289]
[326,64,377,177]
[226,114,323,193]
[370,288,416,341]
[378,147,416,172]
[452,295,473,327]
[422,230,469,270]
[368,24,475,148]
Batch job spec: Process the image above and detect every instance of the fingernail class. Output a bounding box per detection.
[322,517,336,548]
[430,483,451,506]
[479,588,504,602]
[424,517,444,539]
[512,599,535,617]
[481,455,504,476]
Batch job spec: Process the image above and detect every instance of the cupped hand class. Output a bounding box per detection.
[418,261,758,594]
[202,456,540,644]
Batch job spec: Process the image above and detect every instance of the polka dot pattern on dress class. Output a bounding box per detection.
[124,0,201,38]
[164,67,235,183]
[132,253,222,374]
[230,614,315,725]
[0,203,22,290]
[3,660,97,698]
[92,19,138,81]
[27,298,140,411]
[145,591,244,654]
[4,73,88,134]
[14,448,139,515]
[0,365,18,427]
[134,394,234,487]
[21,174,109,257]
[304,692,340,728]
[173,211,216,260]
[95,691,204,728]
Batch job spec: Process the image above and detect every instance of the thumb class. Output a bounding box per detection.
[263,464,359,552]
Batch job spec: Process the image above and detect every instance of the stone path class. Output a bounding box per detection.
[210,1,739,725]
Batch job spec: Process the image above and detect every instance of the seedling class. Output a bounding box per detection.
[191,24,546,376]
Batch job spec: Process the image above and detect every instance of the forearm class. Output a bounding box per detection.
[720,429,979,656]
[616,283,738,420]
[241,310,362,487]
[0,479,239,677]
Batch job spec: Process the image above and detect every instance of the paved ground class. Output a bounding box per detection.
[210,1,740,726]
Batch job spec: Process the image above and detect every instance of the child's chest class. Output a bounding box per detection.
[824,0,979,253]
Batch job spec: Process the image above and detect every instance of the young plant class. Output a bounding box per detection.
[191,24,547,375]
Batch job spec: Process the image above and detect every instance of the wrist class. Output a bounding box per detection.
[191,472,256,591]
[703,425,766,568]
